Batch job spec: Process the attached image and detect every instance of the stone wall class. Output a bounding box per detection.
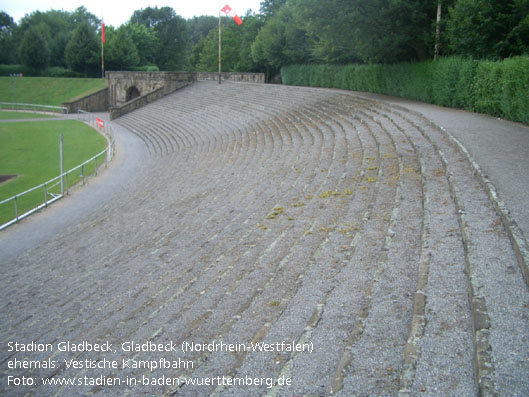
[109,82,193,120]
[109,86,163,120]
[195,72,266,84]
[107,71,196,107]
[72,71,270,119]
[107,71,266,107]
[62,88,108,113]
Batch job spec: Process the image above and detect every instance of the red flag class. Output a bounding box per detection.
[102,20,105,44]
[221,4,243,26]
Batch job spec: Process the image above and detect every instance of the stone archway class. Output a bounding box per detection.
[126,86,141,102]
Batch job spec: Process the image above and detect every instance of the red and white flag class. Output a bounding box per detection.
[101,20,105,44]
[221,4,243,26]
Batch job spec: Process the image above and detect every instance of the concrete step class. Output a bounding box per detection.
[1,81,527,397]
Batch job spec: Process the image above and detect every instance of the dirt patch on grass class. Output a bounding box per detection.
[0,175,17,184]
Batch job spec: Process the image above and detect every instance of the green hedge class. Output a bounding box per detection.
[44,67,84,78]
[130,65,160,72]
[0,65,84,77]
[0,64,34,76]
[281,56,529,125]
[1,64,162,77]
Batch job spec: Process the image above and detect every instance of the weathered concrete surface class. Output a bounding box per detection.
[63,88,109,113]
[106,72,265,108]
[195,72,266,83]
[356,92,529,243]
[109,86,183,120]
[1,82,528,397]
[107,71,196,107]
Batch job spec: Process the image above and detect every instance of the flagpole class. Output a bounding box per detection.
[218,2,222,85]
[102,42,104,79]
[218,3,242,85]
[101,19,105,79]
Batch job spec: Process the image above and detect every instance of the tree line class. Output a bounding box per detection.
[0,6,205,75]
[0,0,527,79]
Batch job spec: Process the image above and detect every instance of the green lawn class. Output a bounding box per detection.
[0,120,107,224]
[0,111,54,120]
[0,77,106,107]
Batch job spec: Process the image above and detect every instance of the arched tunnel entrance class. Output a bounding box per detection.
[126,86,141,102]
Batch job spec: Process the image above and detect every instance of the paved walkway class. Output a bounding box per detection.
[1,81,528,396]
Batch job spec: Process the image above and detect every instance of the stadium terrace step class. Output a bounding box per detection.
[1,81,527,396]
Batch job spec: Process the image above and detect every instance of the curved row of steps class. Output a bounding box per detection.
[1,81,527,396]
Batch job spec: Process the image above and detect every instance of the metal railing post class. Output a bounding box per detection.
[14,196,18,221]
[60,134,64,195]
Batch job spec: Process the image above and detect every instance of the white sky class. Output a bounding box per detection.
[1,0,262,26]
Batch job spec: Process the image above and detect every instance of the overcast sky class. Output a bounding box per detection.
[1,0,262,26]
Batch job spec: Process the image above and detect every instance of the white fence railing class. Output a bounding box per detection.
[0,111,115,231]
[0,102,68,114]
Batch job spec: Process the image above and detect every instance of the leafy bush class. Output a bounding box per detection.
[19,27,50,71]
[130,65,160,72]
[0,64,34,76]
[281,56,529,125]
[44,67,83,78]
[0,65,83,78]
[473,61,503,116]
[499,57,529,123]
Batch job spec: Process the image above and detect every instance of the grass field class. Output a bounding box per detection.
[0,77,106,107]
[0,120,108,224]
[0,111,54,120]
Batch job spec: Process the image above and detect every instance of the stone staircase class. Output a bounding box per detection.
[1,81,527,396]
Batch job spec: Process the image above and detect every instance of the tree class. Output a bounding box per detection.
[303,0,444,64]
[187,16,218,44]
[130,6,175,28]
[259,0,287,20]
[65,21,99,75]
[19,26,49,71]
[155,14,189,70]
[130,7,190,70]
[71,6,100,28]
[194,29,222,72]
[234,15,264,72]
[123,23,160,65]
[251,0,311,70]
[506,12,529,55]
[448,0,529,58]
[301,0,360,64]
[191,13,262,73]
[106,26,140,70]
[195,22,241,72]
[0,11,17,64]
[17,10,74,67]
[189,34,207,71]
[0,11,13,29]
